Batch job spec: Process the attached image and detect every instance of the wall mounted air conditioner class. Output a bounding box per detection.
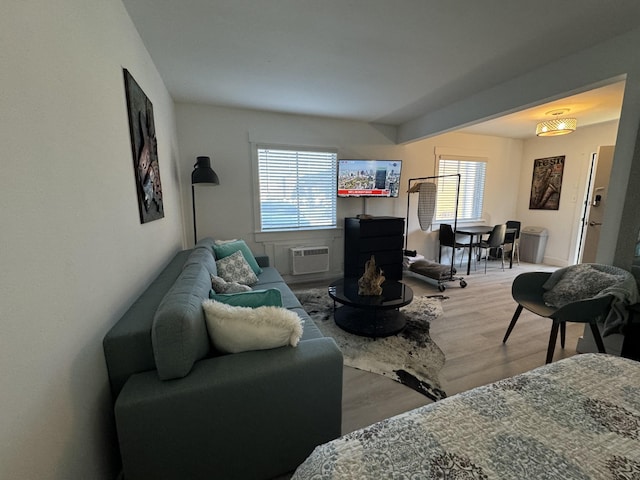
[290,246,330,275]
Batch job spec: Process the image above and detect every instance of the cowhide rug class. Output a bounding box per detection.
[294,288,447,401]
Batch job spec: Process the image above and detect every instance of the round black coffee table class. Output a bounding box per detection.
[328,277,413,338]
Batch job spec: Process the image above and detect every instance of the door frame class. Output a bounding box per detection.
[574,152,597,263]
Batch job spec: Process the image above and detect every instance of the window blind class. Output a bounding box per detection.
[435,157,487,222]
[257,147,337,231]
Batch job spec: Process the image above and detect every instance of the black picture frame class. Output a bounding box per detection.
[123,68,164,223]
[529,155,565,210]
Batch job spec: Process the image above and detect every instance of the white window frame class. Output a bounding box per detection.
[254,145,338,232]
[434,152,487,223]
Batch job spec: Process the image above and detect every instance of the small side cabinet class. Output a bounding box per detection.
[344,216,405,280]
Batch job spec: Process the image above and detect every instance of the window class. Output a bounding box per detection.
[257,146,337,231]
[435,156,487,222]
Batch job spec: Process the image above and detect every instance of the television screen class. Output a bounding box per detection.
[337,159,402,197]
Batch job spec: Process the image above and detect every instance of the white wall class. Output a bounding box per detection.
[398,27,640,268]
[402,132,524,261]
[175,101,622,276]
[518,121,620,266]
[175,103,405,282]
[0,1,183,479]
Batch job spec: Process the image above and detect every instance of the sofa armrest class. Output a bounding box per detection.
[115,337,343,480]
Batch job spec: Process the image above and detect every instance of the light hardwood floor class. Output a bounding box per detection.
[296,260,582,436]
[273,260,586,479]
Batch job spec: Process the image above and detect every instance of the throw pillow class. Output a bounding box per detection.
[210,274,251,293]
[214,238,238,245]
[543,264,625,308]
[215,250,258,286]
[213,239,263,275]
[210,288,283,308]
[202,299,303,353]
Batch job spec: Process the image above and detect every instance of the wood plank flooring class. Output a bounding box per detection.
[294,260,583,436]
[273,260,589,479]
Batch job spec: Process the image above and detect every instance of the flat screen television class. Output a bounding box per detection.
[337,159,402,197]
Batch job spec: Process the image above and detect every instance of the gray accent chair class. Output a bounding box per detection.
[503,270,613,363]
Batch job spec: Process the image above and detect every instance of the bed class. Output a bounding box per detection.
[292,354,640,479]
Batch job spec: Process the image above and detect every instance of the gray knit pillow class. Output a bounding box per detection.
[215,250,258,286]
[210,274,251,293]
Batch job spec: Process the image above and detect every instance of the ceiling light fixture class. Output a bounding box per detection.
[536,109,577,137]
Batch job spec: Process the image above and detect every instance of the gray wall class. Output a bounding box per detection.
[1,1,184,478]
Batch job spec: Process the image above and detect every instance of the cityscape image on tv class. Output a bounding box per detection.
[337,160,402,197]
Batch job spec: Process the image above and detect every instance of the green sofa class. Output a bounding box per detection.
[103,238,343,480]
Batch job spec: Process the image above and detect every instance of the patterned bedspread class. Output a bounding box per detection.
[292,354,640,479]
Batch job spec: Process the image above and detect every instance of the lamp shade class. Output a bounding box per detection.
[535,117,577,137]
[192,156,219,184]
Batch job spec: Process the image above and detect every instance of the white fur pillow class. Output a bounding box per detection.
[202,299,303,353]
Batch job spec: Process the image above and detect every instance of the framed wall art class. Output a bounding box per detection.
[529,155,565,210]
[123,68,164,223]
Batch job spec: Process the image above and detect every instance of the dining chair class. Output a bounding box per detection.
[438,224,467,265]
[477,224,507,273]
[504,220,521,265]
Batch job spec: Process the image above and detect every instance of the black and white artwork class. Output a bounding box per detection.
[123,68,164,223]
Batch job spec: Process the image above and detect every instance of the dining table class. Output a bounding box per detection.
[456,225,516,275]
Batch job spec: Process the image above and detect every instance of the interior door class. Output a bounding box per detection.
[580,145,615,263]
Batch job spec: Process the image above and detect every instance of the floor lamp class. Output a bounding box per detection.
[191,156,219,244]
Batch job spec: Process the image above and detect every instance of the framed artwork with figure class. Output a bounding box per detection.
[529,155,565,210]
[123,68,164,223]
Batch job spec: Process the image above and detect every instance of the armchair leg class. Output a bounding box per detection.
[546,321,560,364]
[503,305,523,343]
[589,322,607,354]
[560,322,566,348]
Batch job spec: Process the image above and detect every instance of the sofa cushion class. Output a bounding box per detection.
[103,249,192,397]
[202,300,303,353]
[289,308,324,341]
[194,237,217,252]
[210,288,283,308]
[253,266,286,286]
[255,281,302,309]
[183,246,217,276]
[151,263,212,380]
[213,239,263,275]
[216,250,258,285]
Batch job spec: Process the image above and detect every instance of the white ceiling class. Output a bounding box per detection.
[122,0,639,138]
[458,81,626,139]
